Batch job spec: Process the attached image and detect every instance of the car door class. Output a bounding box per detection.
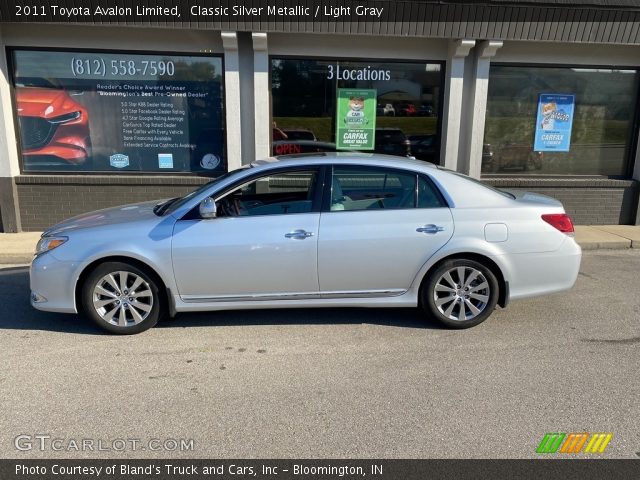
[172,167,323,301]
[318,165,454,296]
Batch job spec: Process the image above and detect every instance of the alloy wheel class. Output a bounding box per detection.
[433,266,490,322]
[92,271,154,327]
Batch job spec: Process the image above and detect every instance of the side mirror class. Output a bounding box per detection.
[199,197,217,219]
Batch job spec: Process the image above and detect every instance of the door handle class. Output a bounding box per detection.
[285,229,314,240]
[417,224,444,234]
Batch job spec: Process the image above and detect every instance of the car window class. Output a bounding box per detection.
[330,166,417,211]
[418,176,447,208]
[161,167,251,216]
[216,170,318,217]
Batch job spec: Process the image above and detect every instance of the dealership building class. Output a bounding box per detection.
[1,0,639,232]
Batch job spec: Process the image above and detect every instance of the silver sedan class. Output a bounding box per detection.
[30,154,581,334]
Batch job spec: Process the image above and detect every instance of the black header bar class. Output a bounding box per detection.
[2,1,640,44]
[2,1,639,23]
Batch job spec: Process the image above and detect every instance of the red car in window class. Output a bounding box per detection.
[16,87,91,166]
[396,103,417,116]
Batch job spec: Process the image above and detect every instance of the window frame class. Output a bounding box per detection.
[321,164,447,213]
[483,62,640,179]
[269,55,446,160]
[7,46,226,176]
[182,165,327,220]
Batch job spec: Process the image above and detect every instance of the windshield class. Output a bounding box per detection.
[159,167,250,216]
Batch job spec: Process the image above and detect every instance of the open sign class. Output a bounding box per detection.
[274,143,302,155]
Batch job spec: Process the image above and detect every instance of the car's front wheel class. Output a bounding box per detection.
[81,262,162,334]
[421,259,499,329]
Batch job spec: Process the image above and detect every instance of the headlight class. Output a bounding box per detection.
[35,236,68,256]
[48,111,81,124]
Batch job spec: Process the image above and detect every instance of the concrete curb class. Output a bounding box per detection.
[0,255,33,264]
[578,241,632,251]
[0,232,41,265]
[591,225,640,249]
[574,226,638,251]
[1,226,638,265]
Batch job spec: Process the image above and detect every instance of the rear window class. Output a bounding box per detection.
[450,171,515,199]
[418,176,447,208]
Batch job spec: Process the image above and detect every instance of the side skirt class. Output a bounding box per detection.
[173,290,418,313]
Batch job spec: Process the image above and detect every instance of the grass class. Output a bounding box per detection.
[484,117,630,145]
[275,115,630,146]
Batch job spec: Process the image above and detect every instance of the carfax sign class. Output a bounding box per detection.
[534,93,575,152]
[336,88,376,150]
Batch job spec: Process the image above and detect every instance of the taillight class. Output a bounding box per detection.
[542,213,574,234]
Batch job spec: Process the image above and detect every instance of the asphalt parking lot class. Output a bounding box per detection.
[1,250,638,459]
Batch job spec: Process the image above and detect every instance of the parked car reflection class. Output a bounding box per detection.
[396,103,417,116]
[483,143,543,173]
[374,128,412,157]
[282,129,317,141]
[376,103,396,116]
[408,134,439,163]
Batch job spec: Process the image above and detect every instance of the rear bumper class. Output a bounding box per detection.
[506,236,582,301]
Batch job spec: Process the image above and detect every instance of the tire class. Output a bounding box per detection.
[421,259,499,329]
[81,261,163,334]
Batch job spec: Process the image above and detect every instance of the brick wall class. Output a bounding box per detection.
[13,175,640,231]
[16,175,210,231]
[483,178,639,225]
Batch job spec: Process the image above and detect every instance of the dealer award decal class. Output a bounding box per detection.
[534,93,575,152]
[336,88,376,150]
[109,153,129,168]
[200,153,220,170]
[158,153,174,169]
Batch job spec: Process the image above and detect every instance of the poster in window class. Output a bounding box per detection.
[11,50,224,173]
[335,88,376,150]
[534,93,575,152]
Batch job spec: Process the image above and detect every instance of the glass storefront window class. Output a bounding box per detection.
[11,49,225,173]
[483,65,639,176]
[271,58,443,163]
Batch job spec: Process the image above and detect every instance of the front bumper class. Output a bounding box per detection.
[30,252,79,313]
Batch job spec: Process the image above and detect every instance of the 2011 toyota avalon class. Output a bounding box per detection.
[30,153,581,334]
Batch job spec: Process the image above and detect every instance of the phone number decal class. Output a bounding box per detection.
[71,57,175,77]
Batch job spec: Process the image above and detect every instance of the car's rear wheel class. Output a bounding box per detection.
[421,259,499,329]
[81,262,162,334]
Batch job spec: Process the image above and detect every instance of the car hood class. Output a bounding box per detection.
[43,200,166,236]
